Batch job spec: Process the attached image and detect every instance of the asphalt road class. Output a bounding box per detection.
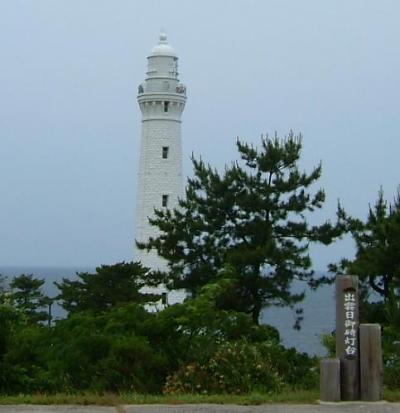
[1,403,400,413]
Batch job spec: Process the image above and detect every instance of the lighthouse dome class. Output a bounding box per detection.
[150,32,177,57]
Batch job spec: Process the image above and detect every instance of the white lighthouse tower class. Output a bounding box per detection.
[135,33,186,305]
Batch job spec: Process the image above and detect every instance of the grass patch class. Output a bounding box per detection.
[0,393,120,406]
[0,389,399,405]
[384,389,400,402]
[119,389,320,405]
[0,390,319,406]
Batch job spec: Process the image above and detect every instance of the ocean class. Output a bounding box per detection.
[0,266,335,356]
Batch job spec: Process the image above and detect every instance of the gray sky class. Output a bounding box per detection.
[1,0,399,268]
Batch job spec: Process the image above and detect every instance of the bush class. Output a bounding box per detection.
[384,356,400,389]
[383,324,400,389]
[43,306,166,393]
[96,335,168,393]
[3,325,52,393]
[262,345,318,390]
[164,340,284,394]
[0,282,319,395]
[321,332,335,357]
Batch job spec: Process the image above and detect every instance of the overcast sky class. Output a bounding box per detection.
[1,0,399,269]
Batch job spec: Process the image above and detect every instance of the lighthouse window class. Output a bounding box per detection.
[162,194,169,207]
[162,146,169,159]
[164,101,169,112]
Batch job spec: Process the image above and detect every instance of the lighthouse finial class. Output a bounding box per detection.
[159,29,168,44]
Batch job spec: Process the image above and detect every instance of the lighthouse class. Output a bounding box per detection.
[135,33,186,305]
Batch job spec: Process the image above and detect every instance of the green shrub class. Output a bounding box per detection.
[321,332,335,358]
[262,344,318,390]
[164,340,284,394]
[96,335,167,393]
[383,324,400,389]
[384,356,400,389]
[43,307,166,393]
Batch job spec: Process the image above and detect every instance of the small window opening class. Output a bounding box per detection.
[161,292,168,305]
[162,194,169,207]
[162,146,169,159]
[164,101,169,112]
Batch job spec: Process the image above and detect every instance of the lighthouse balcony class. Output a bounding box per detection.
[137,92,187,106]
[137,83,186,97]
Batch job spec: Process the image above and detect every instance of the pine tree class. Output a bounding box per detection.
[138,132,344,323]
[56,261,158,314]
[330,188,400,304]
[0,274,7,303]
[10,274,49,324]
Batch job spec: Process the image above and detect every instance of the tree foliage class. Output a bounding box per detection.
[138,132,344,323]
[56,261,157,314]
[0,274,8,305]
[330,188,400,301]
[0,274,6,292]
[9,274,49,324]
[0,261,323,395]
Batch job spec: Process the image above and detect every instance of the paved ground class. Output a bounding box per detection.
[0,408,113,413]
[123,403,400,412]
[0,403,400,413]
